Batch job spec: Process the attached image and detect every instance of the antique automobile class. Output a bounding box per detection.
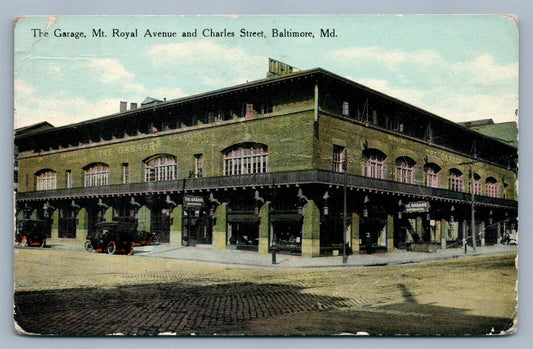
[15,219,51,247]
[84,221,137,255]
[132,229,158,247]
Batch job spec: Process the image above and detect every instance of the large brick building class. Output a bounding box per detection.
[15,59,518,257]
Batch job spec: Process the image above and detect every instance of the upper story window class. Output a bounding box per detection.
[224,143,268,176]
[342,102,350,116]
[122,163,129,184]
[145,155,177,182]
[35,169,56,191]
[363,149,386,179]
[388,116,404,132]
[84,163,109,187]
[472,173,482,195]
[262,103,274,114]
[333,145,347,173]
[66,170,73,189]
[245,103,256,118]
[425,163,441,188]
[396,157,416,184]
[486,177,500,198]
[194,154,204,178]
[449,168,464,192]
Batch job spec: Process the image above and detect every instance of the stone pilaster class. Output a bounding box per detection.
[481,221,486,246]
[170,205,183,246]
[138,205,151,232]
[387,214,394,252]
[213,203,227,250]
[416,216,423,240]
[77,208,88,242]
[302,200,320,258]
[440,218,447,250]
[51,209,59,241]
[104,207,114,223]
[351,212,360,254]
[258,202,270,254]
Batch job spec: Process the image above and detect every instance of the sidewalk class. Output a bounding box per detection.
[48,238,518,269]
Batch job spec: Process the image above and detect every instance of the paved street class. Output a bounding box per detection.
[13,245,517,336]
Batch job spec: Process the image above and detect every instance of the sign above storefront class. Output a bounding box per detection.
[404,201,430,213]
[184,195,204,209]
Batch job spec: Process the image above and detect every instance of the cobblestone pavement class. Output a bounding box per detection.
[13,247,518,336]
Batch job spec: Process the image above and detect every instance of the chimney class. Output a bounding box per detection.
[130,102,137,110]
[120,101,128,112]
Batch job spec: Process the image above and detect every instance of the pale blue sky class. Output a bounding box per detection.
[14,15,519,128]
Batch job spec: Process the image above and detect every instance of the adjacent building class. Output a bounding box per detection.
[15,59,518,257]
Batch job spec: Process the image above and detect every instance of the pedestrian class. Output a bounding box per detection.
[365,232,373,254]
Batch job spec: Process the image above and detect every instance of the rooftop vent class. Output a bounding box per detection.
[119,101,128,113]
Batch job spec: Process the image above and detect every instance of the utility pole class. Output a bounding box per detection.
[342,157,348,264]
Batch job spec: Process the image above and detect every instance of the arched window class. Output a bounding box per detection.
[486,177,500,198]
[425,163,441,188]
[396,157,416,184]
[449,168,464,192]
[145,155,177,182]
[472,173,482,195]
[84,163,110,187]
[363,149,386,179]
[35,169,56,190]
[223,143,268,176]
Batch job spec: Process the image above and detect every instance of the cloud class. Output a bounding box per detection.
[329,47,517,88]
[352,77,427,107]
[329,46,518,123]
[331,46,443,72]
[15,79,121,128]
[88,58,134,83]
[146,40,265,88]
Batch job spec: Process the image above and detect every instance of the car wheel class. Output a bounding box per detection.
[84,240,93,252]
[151,235,158,245]
[107,241,116,255]
[20,237,28,247]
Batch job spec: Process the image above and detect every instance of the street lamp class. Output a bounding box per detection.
[470,165,477,252]
[458,160,478,253]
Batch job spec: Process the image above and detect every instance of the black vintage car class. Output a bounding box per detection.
[15,219,51,248]
[84,222,137,255]
[84,221,155,255]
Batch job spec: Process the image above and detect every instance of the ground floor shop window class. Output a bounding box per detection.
[151,209,171,243]
[184,214,213,245]
[58,208,77,239]
[228,221,259,251]
[320,215,345,255]
[272,221,302,252]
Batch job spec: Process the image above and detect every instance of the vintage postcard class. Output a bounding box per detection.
[13,15,518,336]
